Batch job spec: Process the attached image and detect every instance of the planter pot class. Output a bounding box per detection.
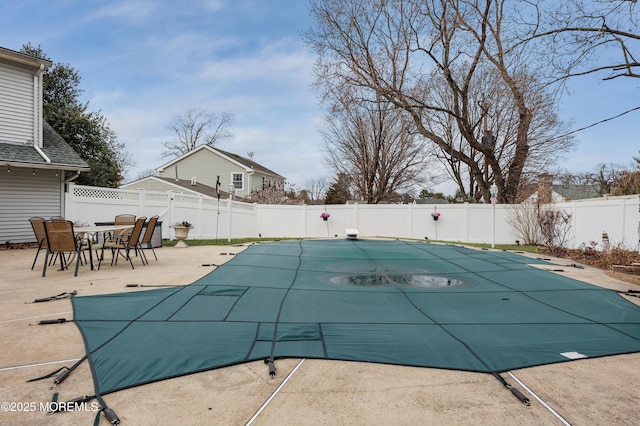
[322,217,328,221]
[432,216,439,221]
[171,226,191,248]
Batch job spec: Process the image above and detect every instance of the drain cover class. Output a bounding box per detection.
[329,273,468,288]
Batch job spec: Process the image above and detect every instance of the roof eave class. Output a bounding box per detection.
[0,160,90,171]
[0,46,52,68]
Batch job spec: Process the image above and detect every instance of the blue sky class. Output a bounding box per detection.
[1,0,637,194]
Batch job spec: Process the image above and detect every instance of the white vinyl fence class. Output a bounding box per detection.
[65,183,640,250]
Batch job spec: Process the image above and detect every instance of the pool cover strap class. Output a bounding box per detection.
[27,290,77,304]
[27,355,87,388]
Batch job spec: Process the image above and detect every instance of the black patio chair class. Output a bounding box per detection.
[42,220,86,277]
[29,217,48,270]
[99,217,147,269]
[139,215,159,263]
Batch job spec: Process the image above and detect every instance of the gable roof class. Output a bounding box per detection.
[0,121,89,171]
[157,145,285,179]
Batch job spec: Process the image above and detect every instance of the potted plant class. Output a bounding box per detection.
[171,221,192,248]
[320,212,331,221]
[431,212,441,221]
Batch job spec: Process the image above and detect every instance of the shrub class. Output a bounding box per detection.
[537,206,573,255]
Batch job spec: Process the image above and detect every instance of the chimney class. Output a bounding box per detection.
[538,173,553,204]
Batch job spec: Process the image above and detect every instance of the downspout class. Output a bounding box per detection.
[34,145,51,163]
[33,64,51,163]
[247,168,255,197]
[65,171,81,184]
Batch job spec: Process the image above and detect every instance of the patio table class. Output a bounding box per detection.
[75,225,134,270]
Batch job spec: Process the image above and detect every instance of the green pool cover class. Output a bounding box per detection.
[73,239,640,396]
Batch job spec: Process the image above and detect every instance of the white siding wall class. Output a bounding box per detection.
[0,61,34,145]
[0,168,63,243]
[160,150,252,197]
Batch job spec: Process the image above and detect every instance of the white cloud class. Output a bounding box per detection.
[201,0,225,12]
[87,0,158,25]
[198,43,314,85]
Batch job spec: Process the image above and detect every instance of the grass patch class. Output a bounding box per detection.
[163,237,538,253]
[162,237,296,247]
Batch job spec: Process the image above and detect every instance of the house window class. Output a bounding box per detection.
[232,173,243,190]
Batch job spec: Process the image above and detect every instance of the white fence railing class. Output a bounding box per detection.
[65,183,640,250]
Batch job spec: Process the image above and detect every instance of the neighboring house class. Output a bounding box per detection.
[0,47,89,244]
[521,173,601,204]
[122,145,285,199]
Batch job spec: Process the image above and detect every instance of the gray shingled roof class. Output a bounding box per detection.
[0,121,89,170]
[215,147,284,179]
[553,184,601,201]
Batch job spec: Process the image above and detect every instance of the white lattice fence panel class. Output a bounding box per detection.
[145,192,169,203]
[73,185,139,200]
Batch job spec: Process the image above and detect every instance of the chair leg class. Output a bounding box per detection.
[60,252,68,271]
[141,244,157,262]
[97,246,105,269]
[42,250,50,277]
[74,247,82,276]
[31,244,43,270]
[125,247,135,269]
[137,244,148,265]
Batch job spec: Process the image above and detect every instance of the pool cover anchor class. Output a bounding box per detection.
[496,374,530,406]
[264,357,277,378]
[506,383,530,406]
[102,407,120,425]
[26,290,77,304]
[618,289,640,298]
[125,284,181,288]
[30,318,68,326]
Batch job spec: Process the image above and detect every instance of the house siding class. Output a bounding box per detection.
[0,167,63,243]
[123,178,202,195]
[0,61,34,145]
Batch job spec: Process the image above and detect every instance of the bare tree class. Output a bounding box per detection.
[521,0,640,81]
[322,94,429,203]
[163,108,233,158]
[428,65,574,201]
[249,183,304,205]
[135,168,158,180]
[303,176,330,204]
[506,200,543,246]
[556,162,640,196]
[306,0,582,203]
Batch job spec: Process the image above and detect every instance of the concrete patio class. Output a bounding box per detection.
[1,242,639,425]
